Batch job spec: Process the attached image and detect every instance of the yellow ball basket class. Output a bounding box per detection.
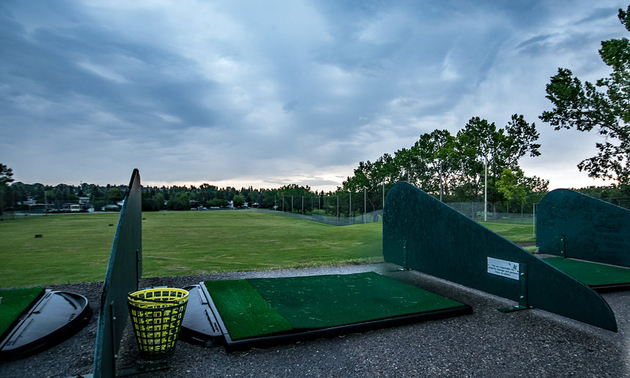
[127,288,189,360]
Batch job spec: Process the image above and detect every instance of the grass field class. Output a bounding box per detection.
[478,221,536,244]
[0,211,535,288]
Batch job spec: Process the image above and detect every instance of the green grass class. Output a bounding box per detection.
[0,211,382,288]
[479,222,536,244]
[0,287,45,339]
[0,211,536,288]
[0,213,120,288]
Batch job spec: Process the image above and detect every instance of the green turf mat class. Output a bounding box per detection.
[0,287,45,339]
[249,272,465,329]
[204,280,293,341]
[543,257,630,287]
[206,272,465,341]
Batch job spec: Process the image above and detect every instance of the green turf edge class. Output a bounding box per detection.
[248,272,466,330]
[0,287,45,340]
[204,280,293,341]
[543,257,630,286]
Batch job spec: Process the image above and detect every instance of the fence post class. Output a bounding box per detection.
[349,192,352,221]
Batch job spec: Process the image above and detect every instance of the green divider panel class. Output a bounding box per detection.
[93,169,142,378]
[537,189,630,267]
[383,182,617,332]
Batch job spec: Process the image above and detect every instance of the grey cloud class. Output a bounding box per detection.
[0,0,626,190]
[575,7,620,25]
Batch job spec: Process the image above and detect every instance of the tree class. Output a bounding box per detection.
[453,116,540,204]
[540,5,630,186]
[496,168,527,212]
[414,129,457,201]
[0,164,14,187]
[107,187,124,202]
[175,193,190,210]
[233,194,245,207]
[0,164,14,218]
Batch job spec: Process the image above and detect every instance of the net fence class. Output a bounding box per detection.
[445,202,536,224]
[258,208,384,226]
[261,200,535,226]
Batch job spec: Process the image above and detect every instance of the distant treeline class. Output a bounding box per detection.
[2,181,384,215]
[3,178,630,215]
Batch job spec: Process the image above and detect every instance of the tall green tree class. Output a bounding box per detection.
[233,194,245,207]
[0,164,14,218]
[0,164,15,187]
[496,168,527,212]
[453,115,540,203]
[175,192,190,210]
[414,129,457,201]
[541,5,630,186]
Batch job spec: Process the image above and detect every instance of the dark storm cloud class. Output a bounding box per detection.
[0,0,627,189]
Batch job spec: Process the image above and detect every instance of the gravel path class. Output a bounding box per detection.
[1,263,628,378]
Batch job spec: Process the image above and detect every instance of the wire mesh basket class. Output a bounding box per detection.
[127,288,189,360]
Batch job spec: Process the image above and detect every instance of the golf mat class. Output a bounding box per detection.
[543,257,630,292]
[0,287,45,340]
[0,289,91,360]
[181,272,471,351]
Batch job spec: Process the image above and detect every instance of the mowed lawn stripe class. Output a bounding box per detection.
[0,211,382,288]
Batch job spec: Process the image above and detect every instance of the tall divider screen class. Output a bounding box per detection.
[537,189,630,267]
[383,182,617,332]
[93,169,142,378]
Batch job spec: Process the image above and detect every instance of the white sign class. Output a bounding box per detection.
[487,257,520,280]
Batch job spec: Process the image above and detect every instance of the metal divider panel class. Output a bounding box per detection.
[383,182,617,332]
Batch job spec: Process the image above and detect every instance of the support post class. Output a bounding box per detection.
[499,263,529,312]
[484,157,488,222]
[399,239,409,271]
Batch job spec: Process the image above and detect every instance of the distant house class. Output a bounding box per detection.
[63,203,82,212]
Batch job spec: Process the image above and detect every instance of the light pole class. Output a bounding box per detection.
[363,188,367,223]
[382,182,385,210]
[484,156,488,222]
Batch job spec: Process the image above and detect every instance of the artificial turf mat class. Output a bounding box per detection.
[0,287,45,340]
[203,280,292,341]
[543,257,630,287]
[205,272,465,341]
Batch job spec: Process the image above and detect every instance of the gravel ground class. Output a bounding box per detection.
[0,263,629,378]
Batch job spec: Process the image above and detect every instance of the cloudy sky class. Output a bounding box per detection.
[1,0,627,191]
